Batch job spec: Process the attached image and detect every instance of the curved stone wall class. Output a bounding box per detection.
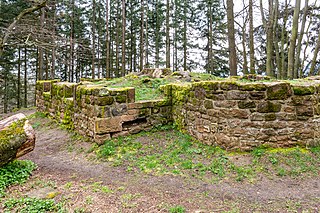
[36,79,320,150]
[165,81,320,150]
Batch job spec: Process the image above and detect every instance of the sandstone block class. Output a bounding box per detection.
[94,117,122,134]
[266,83,291,100]
[257,101,281,113]
[226,91,248,100]
[238,100,256,109]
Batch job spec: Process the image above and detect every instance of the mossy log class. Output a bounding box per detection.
[0,113,35,167]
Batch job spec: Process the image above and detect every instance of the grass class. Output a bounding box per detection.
[169,205,186,213]
[0,160,36,197]
[91,126,320,182]
[3,197,65,213]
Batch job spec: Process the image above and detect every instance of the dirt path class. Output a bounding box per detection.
[14,114,320,212]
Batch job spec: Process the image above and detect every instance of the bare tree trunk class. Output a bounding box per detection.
[166,0,170,69]
[226,0,237,76]
[309,29,320,76]
[183,0,187,71]
[280,0,289,79]
[273,0,281,78]
[287,0,301,79]
[140,0,144,71]
[121,0,126,76]
[24,47,27,108]
[208,4,213,74]
[38,8,45,80]
[294,0,308,78]
[105,0,110,78]
[92,0,96,79]
[249,0,255,74]
[17,47,21,109]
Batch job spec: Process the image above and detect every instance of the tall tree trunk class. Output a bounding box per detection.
[17,47,21,109]
[208,4,213,74]
[280,0,289,79]
[294,0,308,78]
[3,71,8,113]
[226,0,237,76]
[249,0,255,74]
[287,0,301,79]
[155,0,160,68]
[309,29,320,76]
[183,0,187,71]
[105,0,110,78]
[38,8,45,80]
[92,0,96,79]
[24,47,27,108]
[121,0,126,76]
[166,0,170,69]
[266,0,274,77]
[140,0,144,71]
[145,3,149,67]
[115,4,120,77]
[273,0,281,78]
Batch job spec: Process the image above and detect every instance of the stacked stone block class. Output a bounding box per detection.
[36,80,172,144]
[164,81,320,150]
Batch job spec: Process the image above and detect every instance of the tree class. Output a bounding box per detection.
[287,0,301,79]
[226,0,237,76]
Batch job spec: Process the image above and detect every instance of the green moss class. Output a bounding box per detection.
[266,83,291,100]
[96,96,114,106]
[239,83,267,91]
[0,120,27,167]
[43,92,51,101]
[257,101,281,113]
[192,81,220,91]
[238,101,256,109]
[171,83,192,104]
[220,81,240,90]
[265,113,276,121]
[292,85,315,95]
[203,99,214,109]
[115,95,127,103]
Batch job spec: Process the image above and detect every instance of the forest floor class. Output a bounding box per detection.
[1,109,320,212]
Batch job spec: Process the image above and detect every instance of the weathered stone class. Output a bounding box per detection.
[239,83,267,91]
[115,95,127,103]
[229,109,249,119]
[277,113,296,121]
[291,95,314,106]
[111,104,128,116]
[264,113,276,121]
[250,113,264,121]
[127,88,135,103]
[94,134,111,145]
[282,106,295,113]
[94,117,122,134]
[220,81,239,90]
[249,91,266,100]
[292,85,315,95]
[95,96,114,106]
[226,91,248,100]
[266,83,291,100]
[257,101,281,113]
[238,101,256,109]
[214,100,237,108]
[296,106,313,117]
[203,100,214,109]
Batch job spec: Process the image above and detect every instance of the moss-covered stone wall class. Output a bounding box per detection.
[36,80,172,144]
[163,81,320,150]
[36,79,320,150]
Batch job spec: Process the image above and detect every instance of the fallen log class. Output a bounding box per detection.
[0,113,35,167]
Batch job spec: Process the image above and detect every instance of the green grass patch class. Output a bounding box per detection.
[0,160,36,197]
[92,127,320,182]
[3,197,65,213]
[169,205,186,213]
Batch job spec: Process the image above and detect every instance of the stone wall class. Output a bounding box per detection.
[164,81,320,150]
[36,80,171,144]
[36,79,320,150]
